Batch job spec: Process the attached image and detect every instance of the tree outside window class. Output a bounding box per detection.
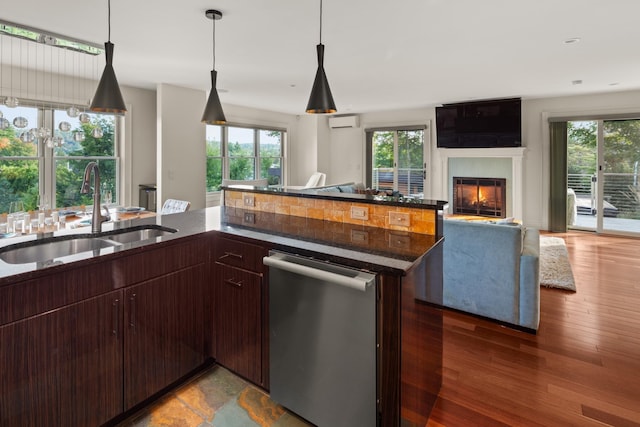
[0,103,118,212]
[206,124,285,190]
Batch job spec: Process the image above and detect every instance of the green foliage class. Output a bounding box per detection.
[568,120,640,219]
[55,116,116,208]
[0,127,39,212]
[0,112,116,211]
[373,131,394,168]
[372,130,424,193]
[205,128,283,189]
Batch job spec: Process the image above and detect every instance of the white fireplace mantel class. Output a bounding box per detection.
[437,147,526,220]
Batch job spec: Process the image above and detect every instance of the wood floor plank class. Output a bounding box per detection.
[428,231,640,427]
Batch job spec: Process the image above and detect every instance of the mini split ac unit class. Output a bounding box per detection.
[328,115,360,129]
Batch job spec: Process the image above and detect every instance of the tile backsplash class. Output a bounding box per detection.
[224,189,437,235]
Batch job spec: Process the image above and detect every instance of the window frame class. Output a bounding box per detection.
[0,101,122,211]
[365,125,428,196]
[206,122,286,193]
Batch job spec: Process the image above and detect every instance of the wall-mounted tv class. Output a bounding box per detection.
[435,98,521,148]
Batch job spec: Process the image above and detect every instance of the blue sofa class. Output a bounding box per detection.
[442,219,540,331]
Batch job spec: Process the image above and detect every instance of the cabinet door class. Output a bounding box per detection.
[124,264,207,409]
[214,264,263,386]
[0,291,123,427]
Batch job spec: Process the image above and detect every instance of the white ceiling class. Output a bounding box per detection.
[2,0,640,115]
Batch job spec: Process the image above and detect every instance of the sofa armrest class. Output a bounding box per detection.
[519,228,540,330]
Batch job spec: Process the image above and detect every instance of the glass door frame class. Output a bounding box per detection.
[365,125,429,197]
[567,118,640,236]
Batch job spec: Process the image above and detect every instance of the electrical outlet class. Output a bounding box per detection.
[243,195,255,207]
[389,211,410,227]
[350,206,369,220]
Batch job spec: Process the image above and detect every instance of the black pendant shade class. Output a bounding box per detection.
[306,44,336,114]
[202,9,225,125]
[201,70,226,124]
[90,42,127,114]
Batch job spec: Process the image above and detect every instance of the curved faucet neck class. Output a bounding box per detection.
[81,162,110,233]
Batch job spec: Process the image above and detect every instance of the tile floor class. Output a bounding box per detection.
[116,365,313,427]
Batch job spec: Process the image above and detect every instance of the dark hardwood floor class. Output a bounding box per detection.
[427,231,640,427]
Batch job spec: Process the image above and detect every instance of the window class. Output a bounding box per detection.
[0,102,120,212]
[365,126,427,197]
[206,124,285,191]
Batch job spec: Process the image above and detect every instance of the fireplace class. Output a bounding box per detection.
[453,177,507,218]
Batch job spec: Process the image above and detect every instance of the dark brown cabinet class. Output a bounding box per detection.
[0,290,123,427]
[213,236,268,388]
[0,234,211,426]
[214,264,263,385]
[124,263,207,409]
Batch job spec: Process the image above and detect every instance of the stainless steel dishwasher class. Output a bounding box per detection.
[263,250,378,427]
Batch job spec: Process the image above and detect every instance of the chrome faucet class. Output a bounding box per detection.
[80,161,110,233]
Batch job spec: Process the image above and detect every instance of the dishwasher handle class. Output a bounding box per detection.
[263,253,375,292]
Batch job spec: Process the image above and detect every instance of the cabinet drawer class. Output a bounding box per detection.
[214,236,265,272]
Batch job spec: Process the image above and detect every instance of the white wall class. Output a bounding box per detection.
[120,85,156,207]
[290,115,320,186]
[326,125,363,185]
[157,83,206,210]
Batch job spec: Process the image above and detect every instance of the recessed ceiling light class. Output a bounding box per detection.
[609,82,620,86]
[218,88,229,93]
[564,37,581,44]
[572,80,583,85]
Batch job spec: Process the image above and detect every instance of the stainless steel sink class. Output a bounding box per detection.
[0,237,121,264]
[103,226,177,244]
[0,225,177,265]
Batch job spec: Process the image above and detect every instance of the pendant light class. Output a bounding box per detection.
[90,0,127,114]
[306,0,337,114]
[201,9,226,125]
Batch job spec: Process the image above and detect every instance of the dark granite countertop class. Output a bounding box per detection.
[0,206,442,284]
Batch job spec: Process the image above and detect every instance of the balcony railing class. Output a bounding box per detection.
[568,173,640,219]
[373,168,424,196]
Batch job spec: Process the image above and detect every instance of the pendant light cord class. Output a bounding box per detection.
[319,0,323,43]
[108,0,112,42]
[212,16,216,70]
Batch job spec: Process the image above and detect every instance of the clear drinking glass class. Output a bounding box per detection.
[8,201,25,233]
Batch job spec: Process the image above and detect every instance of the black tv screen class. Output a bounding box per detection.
[436,98,522,148]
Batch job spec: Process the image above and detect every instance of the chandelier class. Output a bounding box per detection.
[0,20,104,147]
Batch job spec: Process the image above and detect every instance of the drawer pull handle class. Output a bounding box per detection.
[225,278,243,288]
[130,293,137,332]
[220,252,244,261]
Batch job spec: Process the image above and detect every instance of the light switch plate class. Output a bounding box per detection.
[351,229,369,244]
[389,211,410,227]
[350,206,369,220]
[243,195,255,207]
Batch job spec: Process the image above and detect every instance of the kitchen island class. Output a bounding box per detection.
[0,188,445,426]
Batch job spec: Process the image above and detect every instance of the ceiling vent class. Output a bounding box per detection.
[328,115,360,129]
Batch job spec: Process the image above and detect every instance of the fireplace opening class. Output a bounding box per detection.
[453,177,507,218]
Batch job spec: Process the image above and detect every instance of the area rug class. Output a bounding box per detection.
[539,236,576,291]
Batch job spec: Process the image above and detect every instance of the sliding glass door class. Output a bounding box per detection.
[567,119,640,234]
[370,129,426,197]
